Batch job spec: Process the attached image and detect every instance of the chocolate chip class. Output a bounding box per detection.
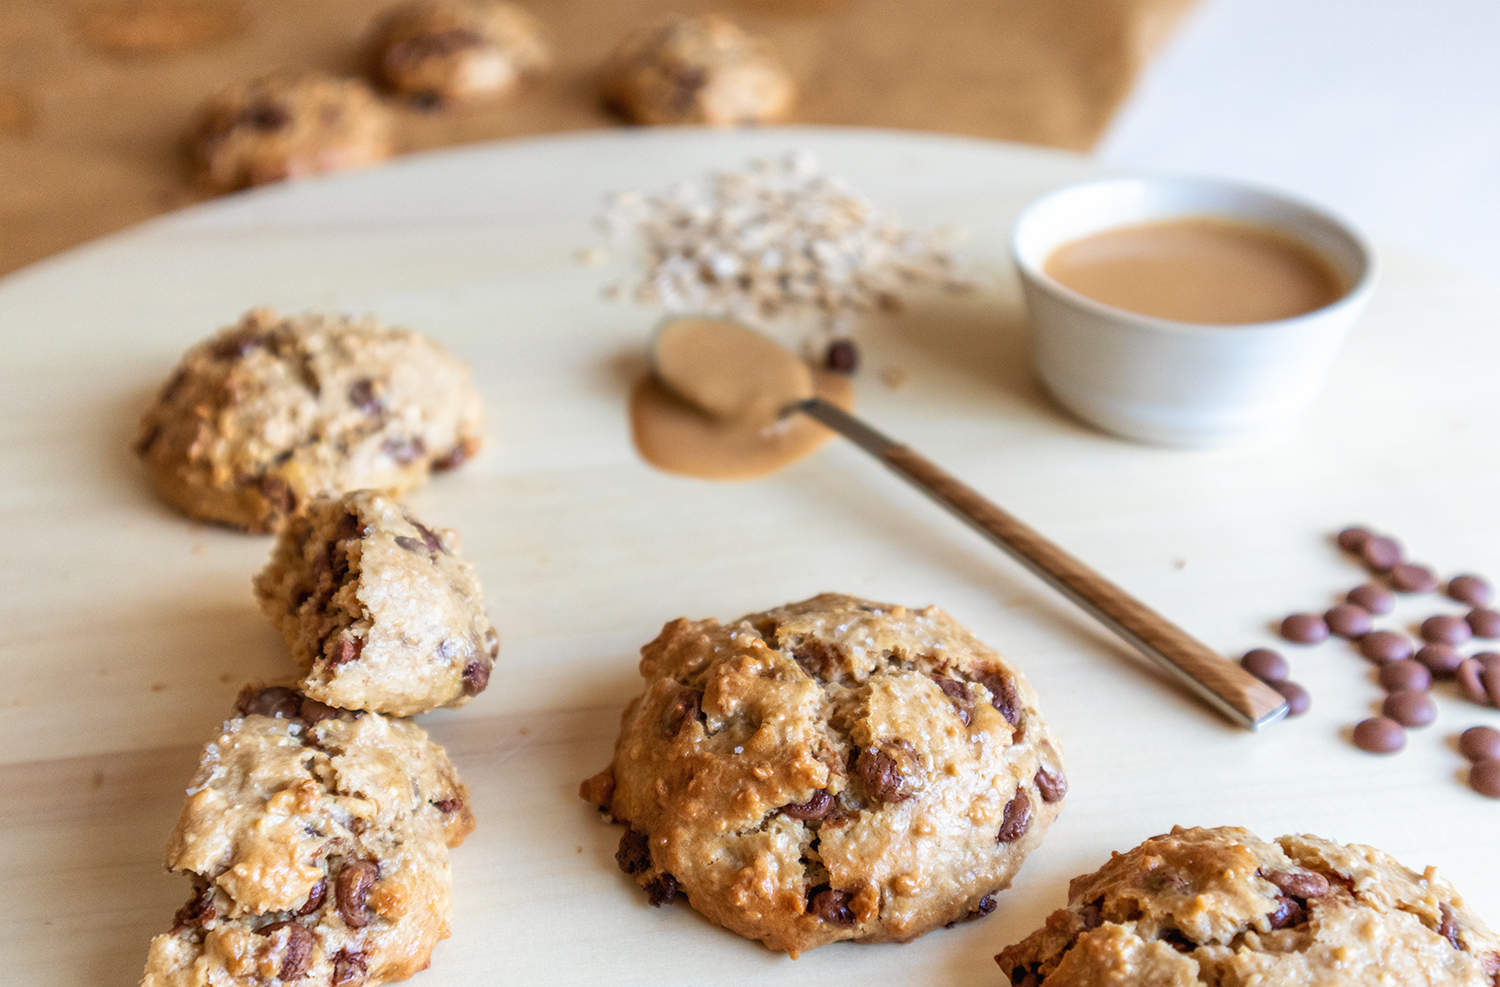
[461,658,490,696]
[663,687,703,737]
[1359,630,1413,664]
[298,698,341,725]
[409,518,445,554]
[807,885,857,925]
[1447,574,1495,607]
[1459,726,1500,762]
[1263,869,1330,899]
[432,797,463,813]
[825,339,859,374]
[1280,613,1329,644]
[171,882,216,931]
[1352,716,1406,753]
[997,790,1032,843]
[256,920,314,980]
[1467,608,1500,639]
[1337,526,1374,552]
[1416,643,1464,678]
[237,685,302,719]
[1035,767,1067,803]
[1379,659,1432,693]
[932,675,972,725]
[331,636,363,667]
[1347,582,1395,615]
[335,859,379,928]
[245,101,290,130]
[1470,759,1500,798]
[297,879,326,916]
[855,747,905,804]
[332,949,366,986]
[615,829,651,875]
[1383,689,1436,728]
[394,535,426,553]
[1421,614,1472,645]
[382,436,426,465]
[974,893,996,917]
[433,440,475,471]
[1361,535,1403,571]
[1439,903,1462,949]
[1325,604,1373,639]
[1390,563,1439,593]
[645,872,678,906]
[1241,648,1289,683]
[977,671,1021,724]
[210,328,267,360]
[1268,895,1307,929]
[781,789,834,821]
[1456,659,1490,706]
[1271,680,1311,716]
[348,378,382,415]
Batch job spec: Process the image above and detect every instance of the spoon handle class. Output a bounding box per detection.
[796,397,1288,731]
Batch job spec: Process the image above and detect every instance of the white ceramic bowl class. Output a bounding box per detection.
[1012,175,1376,447]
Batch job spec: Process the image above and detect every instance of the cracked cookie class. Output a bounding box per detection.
[188,73,394,192]
[602,14,795,126]
[141,684,474,987]
[370,0,550,106]
[996,825,1500,986]
[254,491,497,716]
[136,308,483,533]
[579,593,1066,957]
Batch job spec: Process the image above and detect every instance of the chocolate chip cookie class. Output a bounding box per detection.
[140,685,474,987]
[370,0,550,106]
[188,73,393,192]
[254,491,497,716]
[997,825,1500,986]
[602,14,795,126]
[579,593,1066,957]
[136,308,483,533]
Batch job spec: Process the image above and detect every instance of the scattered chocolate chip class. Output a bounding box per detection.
[394,535,426,553]
[1383,689,1437,728]
[1448,574,1495,607]
[1352,716,1406,753]
[409,518,445,554]
[1336,526,1374,553]
[1439,903,1462,949]
[1271,680,1311,717]
[1035,767,1067,803]
[330,636,363,667]
[977,670,1021,724]
[1421,614,1472,645]
[1390,562,1439,593]
[1416,643,1464,678]
[645,872,679,906]
[1280,613,1329,644]
[348,378,382,415]
[298,698,341,725]
[1263,869,1331,898]
[1268,895,1307,929]
[1157,928,1197,952]
[1459,726,1500,762]
[332,949,367,986]
[807,885,857,924]
[335,860,378,928]
[1359,630,1413,664]
[1456,659,1490,706]
[615,829,651,875]
[237,685,302,719]
[432,440,476,471]
[663,687,704,737]
[825,339,859,374]
[974,893,996,917]
[1379,659,1432,693]
[997,791,1032,843]
[1241,648,1289,683]
[1325,603,1373,639]
[211,328,267,360]
[1470,759,1500,798]
[382,436,426,465]
[171,882,216,931]
[781,789,834,821]
[1467,608,1500,639]
[1361,535,1403,571]
[461,658,490,696]
[1347,581,1395,615]
[432,796,463,813]
[932,675,972,725]
[257,920,314,980]
[855,747,905,804]
[296,878,326,916]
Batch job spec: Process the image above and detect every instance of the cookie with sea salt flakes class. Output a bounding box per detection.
[579,593,1066,957]
[370,0,551,106]
[140,684,474,987]
[602,14,795,126]
[997,825,1500,987]
[254,490,498,716]
[135,308,483,533]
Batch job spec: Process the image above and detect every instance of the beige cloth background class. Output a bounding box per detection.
[0,0,1193,276]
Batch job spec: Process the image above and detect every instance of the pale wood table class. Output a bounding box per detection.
[3,129,1498,986]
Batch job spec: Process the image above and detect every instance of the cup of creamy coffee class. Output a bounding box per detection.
[1012,175,1375,447]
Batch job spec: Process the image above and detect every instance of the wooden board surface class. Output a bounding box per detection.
[3,128,1499,986]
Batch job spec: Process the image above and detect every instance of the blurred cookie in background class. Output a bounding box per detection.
[602,14,795,126]
[74,0,245,57]
[369,0,551,107]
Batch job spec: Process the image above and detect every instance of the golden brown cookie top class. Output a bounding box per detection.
[584,593,1065,957]
[998,825,1500,986]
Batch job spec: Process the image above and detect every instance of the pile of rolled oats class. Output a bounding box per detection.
[596,150,970,344]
